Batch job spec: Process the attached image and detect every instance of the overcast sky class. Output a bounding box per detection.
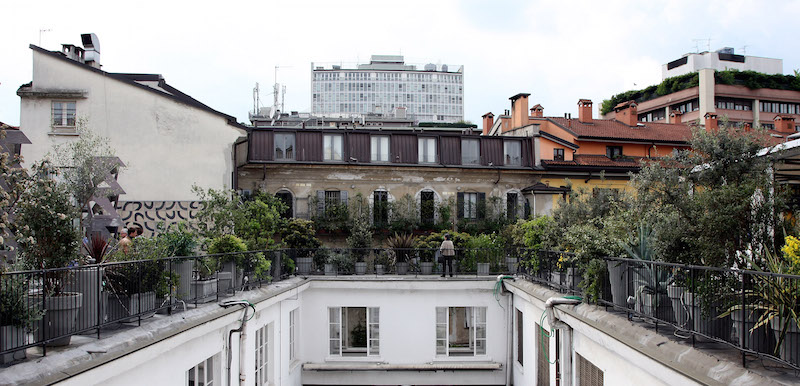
[2,0,799,127]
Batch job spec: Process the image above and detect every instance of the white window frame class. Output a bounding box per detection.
[324,134,343,161]
[418,137,437,164]
[504,140,522,166]
[186,353,219,386]
[435,306,487,356]
[289,308,298,362]
[463,192,478,219]
[275,133,295,160]
[51,101,76,128]
[255,323,273,385]
[461,138,480,165]
[329,306,380,357]
[371,135,390,162]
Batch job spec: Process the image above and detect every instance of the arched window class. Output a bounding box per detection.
[275,190,294,219]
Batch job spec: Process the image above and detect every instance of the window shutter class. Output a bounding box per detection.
[457,192,464,219]
[340,190,348,206]
[524,199,531,219]
[477,192,486,219]
[316,190,325,215]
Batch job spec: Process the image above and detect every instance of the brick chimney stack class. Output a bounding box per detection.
[482,112,495,135]
[704,113,718,131]
[499,110,511,133]
[577,99,593,123]
[669,109,683,124]
[509,93,531,130]
[531,104,544,118]
[775,115,796,134]
[613,101,638,127]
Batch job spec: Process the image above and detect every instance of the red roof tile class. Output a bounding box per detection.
[545,117,692,143]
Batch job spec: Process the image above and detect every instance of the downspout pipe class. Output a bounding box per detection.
[545,297,581,386]
[220,300,255,386]
[496,275,514,386]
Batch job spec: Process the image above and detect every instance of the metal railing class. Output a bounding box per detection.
[520,250,800,371]
[3,247,799,372]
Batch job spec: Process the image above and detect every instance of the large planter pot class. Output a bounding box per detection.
[550,271,565,286]
[324,264,337,276]
[174,260,194,301]
[683,292,731,341]
[566,267,582,290]
[219,262,243,295]
[506,257,519,274]
[420,262,434,275]
[355,262,367,275]
[64,267,103,333]
[296,257,313,275]
[190,279,218,304]
[104,291,155,323]
[667,284,690,327]
[732,309,775,354]
[375,264,385,275]
[770,316,800,365]
[32,292,83,346]
[606,260,629,308]
[639,292,674,323]
[396,262,409,275]
[0,325,26,364]
[476,263,490,276]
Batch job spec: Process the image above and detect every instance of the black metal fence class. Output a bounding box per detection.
[521,250,800,371]
[3,247,798,372]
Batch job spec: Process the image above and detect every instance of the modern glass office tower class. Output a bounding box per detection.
[311,55,464,123]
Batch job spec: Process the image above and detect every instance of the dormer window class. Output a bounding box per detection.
[606,146,623,159]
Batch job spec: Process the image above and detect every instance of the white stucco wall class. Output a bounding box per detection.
[662,52,783,79]
[19,49,245,202]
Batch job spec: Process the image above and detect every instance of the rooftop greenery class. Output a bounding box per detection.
[600,70,800,116]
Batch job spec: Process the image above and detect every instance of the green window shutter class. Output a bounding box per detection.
[457,192,464,219]
[477,192,486,219]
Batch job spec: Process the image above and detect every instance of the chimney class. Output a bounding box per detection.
[613,101,638,127]
[669,109,683,124]
[775,115,797,134]
[482,112,495,135]
[80,33,101,69]
[531,104,544,118]
[577,99,593,123]
[509,93,531,129]
[500,111,512,133]
[704,113,718,131]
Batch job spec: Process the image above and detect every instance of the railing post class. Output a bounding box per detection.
[41,269,47,356]
[97,265,102,339]
[690,266,696,347]
[741,272,747,368]
[168,258,173,316]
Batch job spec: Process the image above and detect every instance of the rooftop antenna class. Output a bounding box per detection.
[740,45,748,55]
[252,82,261,116]
[692,38,711,53]
[39,29,51,46]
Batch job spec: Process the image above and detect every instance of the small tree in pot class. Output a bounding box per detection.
[15,161,83,346]
[0,265,42,363]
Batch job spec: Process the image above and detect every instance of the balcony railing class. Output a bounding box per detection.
[2,248,799,371]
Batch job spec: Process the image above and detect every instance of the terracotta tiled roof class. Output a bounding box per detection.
[546,117,692,143]
[542,155,645,169]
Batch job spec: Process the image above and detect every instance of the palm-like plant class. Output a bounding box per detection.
[621,223,671,296]
[387,233,414,263]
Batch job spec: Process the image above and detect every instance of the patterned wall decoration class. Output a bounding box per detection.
[117,201,202,236]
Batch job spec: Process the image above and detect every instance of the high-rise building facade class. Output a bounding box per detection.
[311,55,464,123]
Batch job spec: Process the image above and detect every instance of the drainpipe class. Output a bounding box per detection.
[220,300,255,386]
[496,275,514,386]
[545,297,581,386]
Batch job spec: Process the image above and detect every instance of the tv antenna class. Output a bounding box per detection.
[692,38,711,53]
[740,45,748,55]
[272,65,291,119]
[39,29,51,46]
[252,82,261,116]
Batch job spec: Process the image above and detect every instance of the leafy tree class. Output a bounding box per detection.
[193,187,286,250]
[48,125,122,234]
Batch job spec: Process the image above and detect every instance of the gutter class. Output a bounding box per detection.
[545,296,581,386]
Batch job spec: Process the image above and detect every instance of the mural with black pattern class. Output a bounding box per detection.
[117,201,202,236]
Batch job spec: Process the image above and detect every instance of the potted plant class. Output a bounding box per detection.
[388,233,414,275]
[621,223,674,322]
[191,256,220,303]
[207,235,248,294]
[374,249,391,275]
[283,219,321,275]
[0,265,42,363]
[65,233,110,332]
[15,161,83,346]
[103,240,165,323]
[327,250,353,275]
[347,215,372,275]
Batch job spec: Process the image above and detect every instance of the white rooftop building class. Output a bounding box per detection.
[662,47,783,79]
[311,55,464,123]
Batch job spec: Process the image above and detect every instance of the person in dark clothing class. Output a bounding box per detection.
[439,233,455,277]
